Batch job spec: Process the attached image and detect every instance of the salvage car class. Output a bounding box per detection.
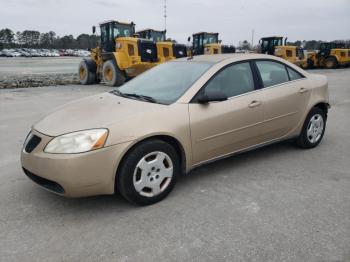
[21,54,329,205]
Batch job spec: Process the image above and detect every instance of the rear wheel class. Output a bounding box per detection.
[296,107,326,149]
[324,57,337,69]
[116,140,179,205]
[102,60,126,87]
[78,59,96,85]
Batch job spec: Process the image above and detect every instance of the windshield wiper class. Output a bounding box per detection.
[122,93,158,103]
[110,90,158,104]
[110,89,127,97]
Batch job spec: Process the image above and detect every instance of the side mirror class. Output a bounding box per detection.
[92,26,96,34]
[196,90,228,104]
[187,36,191,42]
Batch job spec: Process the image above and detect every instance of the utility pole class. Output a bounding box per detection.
[251,29,254,47]
[164,0,167,31]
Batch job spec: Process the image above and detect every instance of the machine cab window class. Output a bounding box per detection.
[260,37,283,55]
[192,33,219,55]
[100,21,135,52]
[137,29,166,42]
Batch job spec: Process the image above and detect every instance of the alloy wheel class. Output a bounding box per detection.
[307,114,324,144]
[133,151,173,197]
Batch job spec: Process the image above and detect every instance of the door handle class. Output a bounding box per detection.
[248,100,262,108]
[299,87,309,94]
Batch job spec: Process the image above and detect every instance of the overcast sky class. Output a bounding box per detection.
[1,0,349,45]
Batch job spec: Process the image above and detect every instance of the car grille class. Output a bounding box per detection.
[22,168,65,194]
[25,134,41,153]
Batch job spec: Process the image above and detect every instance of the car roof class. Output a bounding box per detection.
[175,53,283,63]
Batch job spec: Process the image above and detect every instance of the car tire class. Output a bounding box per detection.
[102,60,126,87]
[79,59,96,85]
[116,139,180,206]
[296,107,326,149]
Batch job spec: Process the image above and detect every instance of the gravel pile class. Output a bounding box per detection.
[0,73,80,88]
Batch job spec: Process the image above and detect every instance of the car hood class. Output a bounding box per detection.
[33,92,164,137]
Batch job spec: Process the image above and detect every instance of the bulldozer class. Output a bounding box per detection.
[136,28,187,63]
[78,20,159,87]
[189,32,235,56]
[306,42,350,69]
[259,36,307,68]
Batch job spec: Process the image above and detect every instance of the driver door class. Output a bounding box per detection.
[189,62,265,165]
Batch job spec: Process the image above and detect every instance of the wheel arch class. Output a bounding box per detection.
[312,101,330,118]
[114,134,187,193]
[294,100,330,136]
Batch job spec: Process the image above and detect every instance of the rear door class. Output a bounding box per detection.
[189,61,265,165]
[254,60,310,141]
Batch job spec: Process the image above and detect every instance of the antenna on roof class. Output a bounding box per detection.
[164,0,167,31]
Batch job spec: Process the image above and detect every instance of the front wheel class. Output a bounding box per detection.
[102,60,126,87]
[116,140,180,205]
[296,107,326,149]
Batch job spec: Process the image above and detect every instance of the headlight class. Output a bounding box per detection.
[44,129,108,154]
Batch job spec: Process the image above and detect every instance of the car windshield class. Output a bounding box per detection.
[115,61,213,104]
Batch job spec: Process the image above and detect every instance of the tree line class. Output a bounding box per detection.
[0,28,98,50]
[2,27,349,51]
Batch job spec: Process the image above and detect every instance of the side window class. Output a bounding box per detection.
[256,60,289,87]
[204,62,255,98]
[287,67,303,81]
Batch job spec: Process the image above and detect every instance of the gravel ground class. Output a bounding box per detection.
[0,69,349,262]
[0,57,81,76]
[0,73,79,88]
[0,57,81,88]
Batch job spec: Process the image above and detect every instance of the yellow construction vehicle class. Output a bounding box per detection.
[306,42,350,69]
[78,20,159,86]
[259,36,307,67]
[189,32,235,56]
[136,29,187,63]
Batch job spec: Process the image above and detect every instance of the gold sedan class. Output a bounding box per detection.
[21,54,329,205]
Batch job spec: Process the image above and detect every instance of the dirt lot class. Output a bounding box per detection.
[0,69,349,261]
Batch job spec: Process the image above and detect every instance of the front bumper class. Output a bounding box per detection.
[20,129,131,197]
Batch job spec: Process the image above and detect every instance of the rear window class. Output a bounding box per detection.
[256,61,289,87]
[287,67,304,81]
